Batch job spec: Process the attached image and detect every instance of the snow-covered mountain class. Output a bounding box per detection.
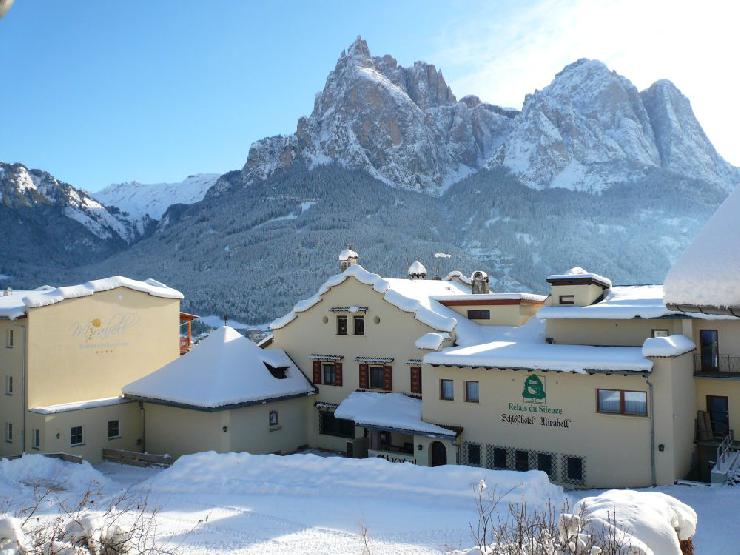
[236,39,739,195]
[95,173,219,222]
[0,162,137,242]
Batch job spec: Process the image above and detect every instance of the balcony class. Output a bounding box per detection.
[694,354,740,377]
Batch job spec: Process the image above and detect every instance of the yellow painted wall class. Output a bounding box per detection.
[32,401,143,463]
[546,318,683,347]
[442,302,540,326]
[0,320,26,458]
[143,402,229,458]
[421,365,671,488]
[695,378,740,435]
[272,277,437,451]
[228,396,311,454]
[546,284,605,307]
[26,288,180,407]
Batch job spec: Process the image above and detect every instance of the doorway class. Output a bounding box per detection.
[430,441,447,466]
[700,330,719,371]
[707,395,729,437]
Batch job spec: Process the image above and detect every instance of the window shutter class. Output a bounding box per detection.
[383,365,393,391]
[312,360,322,384]
[359,364,369,389]
[335,362,343,387]
[410,366,422,394]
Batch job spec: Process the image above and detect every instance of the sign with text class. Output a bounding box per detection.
[501,374,572,429]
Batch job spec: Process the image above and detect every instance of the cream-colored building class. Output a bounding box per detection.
[123,326,315,458]
[0,277,183,462]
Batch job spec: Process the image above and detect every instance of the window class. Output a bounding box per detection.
[269,410,279,426]
[4,422,12,443]
[6,329,14,348]
[651,329,669,338]
[559,295,575,305]
[515,450,529,471]
[700,329,719,371]
[467,443,481,466]
[597,389,647,416]
[336,315,348,335]
[465,381,479,403]
[537,453,553,477]
[32,428,40,450]
[353,316,364,336]
[107,420,120,439]
[493,447,508,469]
[4,375,12,395]
[440,379,454,401]
[318,412,354,438]
[70,425,84,446]
[265,363,288,379]
[369,366,384,389]
[467,309,490,320]
[565,456,584,482]
[409,366,422,394]
[323,363,337,385]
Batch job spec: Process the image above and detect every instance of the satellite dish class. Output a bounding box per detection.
[0,0,14,18]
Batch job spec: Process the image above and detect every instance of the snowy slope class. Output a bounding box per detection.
[95,173,219,221]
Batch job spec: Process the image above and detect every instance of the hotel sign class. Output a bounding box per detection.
[501,375,572,429]
[70,312,140,351]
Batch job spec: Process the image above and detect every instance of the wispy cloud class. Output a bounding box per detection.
[431,0,740,164]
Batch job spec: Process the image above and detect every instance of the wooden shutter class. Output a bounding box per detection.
[383,365,393,391]
[312,360,322,384]
[359,364,369,389]
[410,366,422,394]
[335,362,343,387]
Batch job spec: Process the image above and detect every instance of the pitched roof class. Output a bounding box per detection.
[123,326,314,409]
[0,276,182,320]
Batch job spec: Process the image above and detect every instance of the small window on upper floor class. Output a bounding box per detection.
[6,329,14,348]
[4,375,13,396]
[353,315,364,336]
[269,410,279,426]
[336,315,348,336]
[559,295,575,305]
[467,310,491,320]
[369,365,384,389]
[651,329,669,338]
[440,379,454,401]
[4,422,12,443]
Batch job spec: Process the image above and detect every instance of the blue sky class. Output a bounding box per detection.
[1,1,738,191]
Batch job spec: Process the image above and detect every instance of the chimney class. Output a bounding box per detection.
[408,260,427,280]
[471,271,490,294]
[339,247,359,272]
[3,287,11,297]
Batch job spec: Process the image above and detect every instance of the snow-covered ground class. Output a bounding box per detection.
[0,453,735,554]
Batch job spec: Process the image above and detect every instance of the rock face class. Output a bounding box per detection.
[238,41,738,195]
[0,162,137,242]
[236,37,516,194]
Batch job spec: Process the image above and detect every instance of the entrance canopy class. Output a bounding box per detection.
[335,391,457,439]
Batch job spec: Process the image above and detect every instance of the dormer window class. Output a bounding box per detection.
[467,309,490,320]
[337,315,348,335]
[264,363,288,379]
[559,295,575,305]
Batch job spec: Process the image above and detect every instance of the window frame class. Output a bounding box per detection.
[6,329,14,348]
[4,375,12,395]
[318,411,355,438]
[336,315,348,336]
[651,329,670,338]
[269,410,279,427]
[322,362,337,386]
[32,428,40,450]
[466,309,491,320]
[107,419,121,440]
[70,425,84,446]
[565,455,584,483]
[353,315,365,336]
[596,388,648,417]
[492,447,508,469]
[464,380,480,403]
[4,422,12,443]
[559,295,575,305]
[440,378,454,401]
[467,443,482,466]
[369,365,385,389]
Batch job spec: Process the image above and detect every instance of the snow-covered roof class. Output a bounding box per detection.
[338,248,359,261]
[334,391,457,438]
[123,326,314,409]
[642,335,695,358]
[407,260,427,275]
[270,264,471,333]
[30,396,130,415]
[415,332,450,350]
[433,292,547,303]
[0,276,183,320]
[547,266,612,288]
[664,186,740,312]
[424,339,652,373]
[538,285,672,320]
